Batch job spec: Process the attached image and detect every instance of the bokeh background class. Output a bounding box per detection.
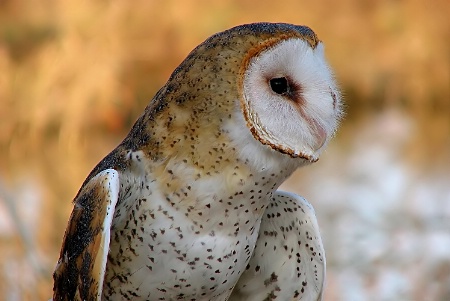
[0,0,449,300]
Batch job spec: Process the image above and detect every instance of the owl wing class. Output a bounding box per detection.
[229,191,326,301]
[52,169,119,301]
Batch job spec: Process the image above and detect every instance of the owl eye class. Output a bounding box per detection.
[269,77,289,95]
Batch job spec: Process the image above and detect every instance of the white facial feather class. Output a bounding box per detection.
[242,38,341,161]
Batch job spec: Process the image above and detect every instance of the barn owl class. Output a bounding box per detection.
[52,22,342,301]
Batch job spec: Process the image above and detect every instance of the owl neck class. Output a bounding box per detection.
[139,148,300,235]
[128,107,305,232]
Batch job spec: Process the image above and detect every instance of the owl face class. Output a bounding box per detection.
[240,36,341,162]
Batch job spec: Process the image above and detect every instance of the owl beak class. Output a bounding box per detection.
[312,120,327,152]
[300,113,327,154]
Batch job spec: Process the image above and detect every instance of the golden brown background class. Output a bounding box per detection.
[0,0,449,300]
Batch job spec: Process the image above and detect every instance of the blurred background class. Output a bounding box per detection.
[0,0,449,300]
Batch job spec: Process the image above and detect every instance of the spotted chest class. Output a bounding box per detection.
[102,153,294,301]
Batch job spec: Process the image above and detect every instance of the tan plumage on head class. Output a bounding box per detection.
[53,23,342,301]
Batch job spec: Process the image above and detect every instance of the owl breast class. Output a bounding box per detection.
[102,140,298,300]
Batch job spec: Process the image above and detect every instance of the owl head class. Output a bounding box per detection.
[128,23,342,173]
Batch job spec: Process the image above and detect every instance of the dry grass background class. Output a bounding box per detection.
[0,0,449,300]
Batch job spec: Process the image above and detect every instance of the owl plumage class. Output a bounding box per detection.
[53,23,341,301]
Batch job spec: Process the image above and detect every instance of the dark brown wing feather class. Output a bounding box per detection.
[53,169,119,301]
